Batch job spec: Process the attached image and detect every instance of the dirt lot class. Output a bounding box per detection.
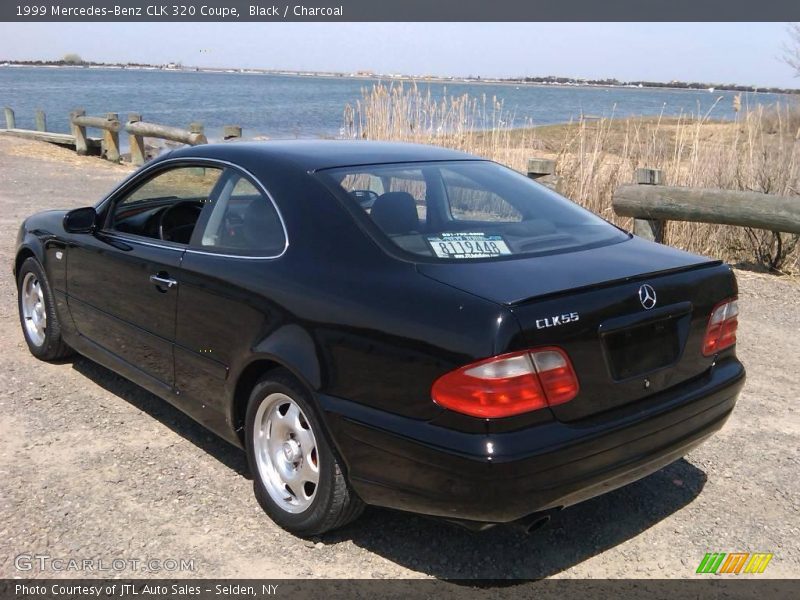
[0,136,798,580]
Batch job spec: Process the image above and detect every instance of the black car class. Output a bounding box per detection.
[14,141,745,535]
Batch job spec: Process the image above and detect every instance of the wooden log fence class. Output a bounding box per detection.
[71,110,122,161]
[526,157,800,240]
[2,106,102,151]
[2,106,243,166]
[613,182,800,238]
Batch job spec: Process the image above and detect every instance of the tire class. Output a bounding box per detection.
[245,369,364,536]
[17,257,74,361]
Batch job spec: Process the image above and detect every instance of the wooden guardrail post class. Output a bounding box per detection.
[70,109,88,155]
[71,111,121,159]
[4,107,15,129]
[34,109,47,132]
[102,112,121,163]
[527,158,556,179]
[633,167,665,243]
[127,113,146,166]
[527,158,562,192]
[189,122,204,140]
[223,125,242,140]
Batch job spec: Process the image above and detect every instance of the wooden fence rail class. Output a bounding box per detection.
[526,159,800,241]
[613,184,800,238]
[124,115,208,165]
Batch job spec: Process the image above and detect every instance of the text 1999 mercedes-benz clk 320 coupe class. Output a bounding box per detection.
[15,141,745,535]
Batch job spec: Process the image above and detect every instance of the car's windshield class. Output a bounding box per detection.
[318,160,629,261]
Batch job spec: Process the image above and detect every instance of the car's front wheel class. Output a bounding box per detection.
[245,370,364,536]
[17,257,73,361]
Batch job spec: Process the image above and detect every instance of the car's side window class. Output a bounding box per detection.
[109,166,223,244]
[196,171,286,256]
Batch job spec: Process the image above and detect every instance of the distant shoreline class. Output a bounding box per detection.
[1,60,797,95]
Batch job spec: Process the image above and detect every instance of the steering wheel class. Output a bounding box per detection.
[158,200,203,243]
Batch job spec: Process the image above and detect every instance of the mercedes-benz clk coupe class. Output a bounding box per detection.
[15,141,745,535]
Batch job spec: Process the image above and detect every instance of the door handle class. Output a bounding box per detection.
[149,274,178,289]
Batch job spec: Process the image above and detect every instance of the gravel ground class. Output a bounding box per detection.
[0,136,798,580]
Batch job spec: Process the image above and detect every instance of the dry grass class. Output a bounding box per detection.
[343,83,800,272]
[0,132,133,171]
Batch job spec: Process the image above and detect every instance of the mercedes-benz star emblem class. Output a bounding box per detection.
[638,284,657,310]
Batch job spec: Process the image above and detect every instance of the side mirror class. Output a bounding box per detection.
[63,207,97,234]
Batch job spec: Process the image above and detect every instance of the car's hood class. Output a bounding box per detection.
[416,236,716,305]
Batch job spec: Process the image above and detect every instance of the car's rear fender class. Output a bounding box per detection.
[227,325,323,447]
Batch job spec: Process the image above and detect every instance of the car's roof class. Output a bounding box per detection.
[168,140,481,172]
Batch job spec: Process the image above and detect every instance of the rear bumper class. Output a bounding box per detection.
[320,358,745,524]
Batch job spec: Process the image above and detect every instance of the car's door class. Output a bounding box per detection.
[67,163,224,389]
[172,168,288,421]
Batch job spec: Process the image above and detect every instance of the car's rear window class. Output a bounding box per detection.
[318,160,628,261]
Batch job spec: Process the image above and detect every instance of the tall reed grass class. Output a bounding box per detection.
[343,82,800,272]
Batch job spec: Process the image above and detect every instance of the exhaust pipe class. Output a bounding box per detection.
[443,508,560,534]
[514,513,551,535]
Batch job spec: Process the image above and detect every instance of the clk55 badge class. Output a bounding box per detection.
[535,312,580,329]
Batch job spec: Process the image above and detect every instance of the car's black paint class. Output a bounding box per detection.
[321,357,743,523]
[417,235,713,305]
[68,232,184,385]
[63,206,97,233]
[14,141,745,526]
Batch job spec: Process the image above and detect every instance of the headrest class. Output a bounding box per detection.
[370,192,420,235]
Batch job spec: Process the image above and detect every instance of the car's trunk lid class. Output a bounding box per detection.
[416,236,713,306]
[418,237,736,421]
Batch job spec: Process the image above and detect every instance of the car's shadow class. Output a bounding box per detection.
[72,355,707,581]
[71,356,250,477]
[327,457,706,580]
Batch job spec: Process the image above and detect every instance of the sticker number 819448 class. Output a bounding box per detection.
[427,233,512,259]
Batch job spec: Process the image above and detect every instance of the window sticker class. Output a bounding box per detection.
[426,232,512,259]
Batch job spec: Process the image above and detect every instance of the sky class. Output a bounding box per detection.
[0,22,798,87]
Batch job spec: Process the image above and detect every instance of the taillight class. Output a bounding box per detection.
[703,298,739,356]
[431,347,579,418]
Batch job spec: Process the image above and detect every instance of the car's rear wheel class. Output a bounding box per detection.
[245,370,364,536]
[17,257,73,361]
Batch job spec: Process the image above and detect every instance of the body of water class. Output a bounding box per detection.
[0,66,790,141]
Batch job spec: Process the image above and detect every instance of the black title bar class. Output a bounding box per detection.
[2,0,800,22]
[2,579,800,600]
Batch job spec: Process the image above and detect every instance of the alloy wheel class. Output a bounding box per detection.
[253,392,320,513]
[21,272,47,347]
